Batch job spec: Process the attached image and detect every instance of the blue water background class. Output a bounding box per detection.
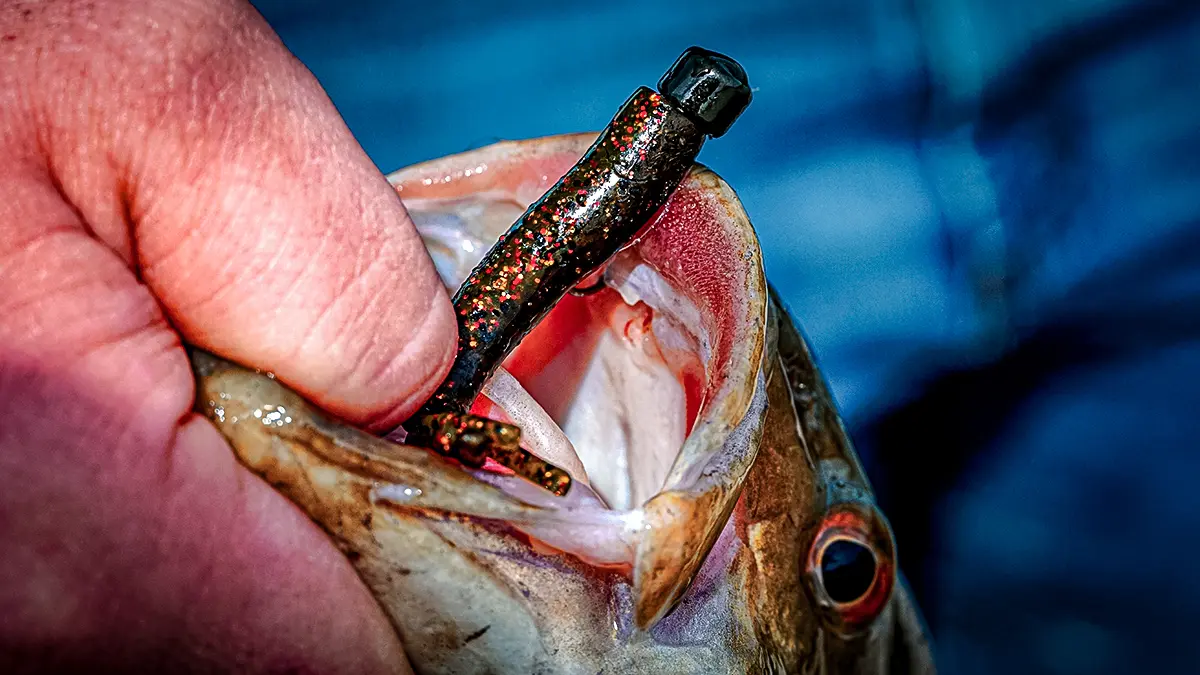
[251,2,1200,672]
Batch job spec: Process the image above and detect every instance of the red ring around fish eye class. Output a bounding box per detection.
[805,506,895,632]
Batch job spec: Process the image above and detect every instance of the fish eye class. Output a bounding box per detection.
[805,506,895,633]
[818,537,877,604]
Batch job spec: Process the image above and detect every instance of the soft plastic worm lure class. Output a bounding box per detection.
[405,47,752,496]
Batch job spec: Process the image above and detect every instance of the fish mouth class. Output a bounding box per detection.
[387,133,768,628]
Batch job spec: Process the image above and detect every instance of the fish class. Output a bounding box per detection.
[190,133,936,674]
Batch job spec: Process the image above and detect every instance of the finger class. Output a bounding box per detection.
[23,0,455,430]
[0,171,410,672]
[0,0,449,669]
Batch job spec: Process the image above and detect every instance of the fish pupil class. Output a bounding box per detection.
[820,539,877,604]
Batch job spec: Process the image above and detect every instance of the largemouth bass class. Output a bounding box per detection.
[190,133,935,674]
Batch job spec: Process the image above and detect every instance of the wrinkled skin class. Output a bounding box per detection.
[0,1,455,671]
[193,135,936,674]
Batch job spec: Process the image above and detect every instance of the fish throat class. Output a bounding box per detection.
[415,221,710,512]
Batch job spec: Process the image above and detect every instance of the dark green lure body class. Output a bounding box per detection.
[422,88,702,415]
[406,48,752,495]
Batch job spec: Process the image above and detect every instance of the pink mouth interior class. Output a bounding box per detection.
[455,278,705,505]
[500,288,705,436]
[395,140,758,511]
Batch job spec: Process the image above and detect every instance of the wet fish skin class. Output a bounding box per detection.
[188,298,933,674]
[188,137,935,674]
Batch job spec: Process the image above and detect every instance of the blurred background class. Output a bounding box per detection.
[250,1,1200,672]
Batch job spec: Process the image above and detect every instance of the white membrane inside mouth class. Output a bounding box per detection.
[555,261,702,511]
[400,200,712,564]
[480,366,591,487]
[488,252,706,513]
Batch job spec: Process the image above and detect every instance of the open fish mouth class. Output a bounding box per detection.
[389,132,768,627]
[192,131,936,673]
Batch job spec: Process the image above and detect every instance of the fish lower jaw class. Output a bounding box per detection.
[372,472,650,568]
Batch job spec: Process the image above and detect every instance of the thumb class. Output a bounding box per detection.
[40,0,455,430]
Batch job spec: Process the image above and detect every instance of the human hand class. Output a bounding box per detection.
[0,0,455,671]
